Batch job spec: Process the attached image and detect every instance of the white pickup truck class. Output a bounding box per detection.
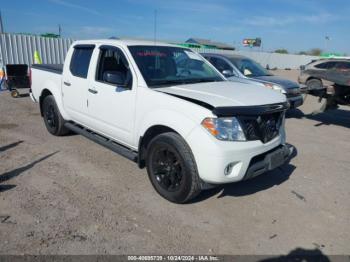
[30,39,293,203]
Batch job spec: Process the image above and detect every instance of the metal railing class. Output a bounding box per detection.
[0,33,318,69]
[0,33,74,66]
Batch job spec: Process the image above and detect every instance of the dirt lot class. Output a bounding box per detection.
[0,70,349,256]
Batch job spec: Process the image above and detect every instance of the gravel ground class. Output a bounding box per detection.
[0,71,349,256]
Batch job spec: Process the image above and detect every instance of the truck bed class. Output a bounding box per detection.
[31,64,63,74]
[30,64,63,103]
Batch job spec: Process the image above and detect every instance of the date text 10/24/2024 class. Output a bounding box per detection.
[127,255,220,261]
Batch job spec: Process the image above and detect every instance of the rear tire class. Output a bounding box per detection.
[146,132,201,203]
[42,95,69,136]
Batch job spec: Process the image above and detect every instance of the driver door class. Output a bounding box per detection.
[87,45,137,147]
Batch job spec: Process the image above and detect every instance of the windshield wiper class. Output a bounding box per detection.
[150,78,221,87]
[150,80,189,87]
[186,78,221,83]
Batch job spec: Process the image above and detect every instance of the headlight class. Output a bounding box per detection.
[201,117,246,141]
[263,83,286,94]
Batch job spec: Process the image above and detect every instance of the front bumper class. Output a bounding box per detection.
[186,124,288,184]
[298,75,306,85]
[287,95,303,108]
[243,144,293,180]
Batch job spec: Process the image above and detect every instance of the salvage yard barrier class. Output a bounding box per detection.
[0,33,318,69]
[194,48,320,70]
[0,33,73,66]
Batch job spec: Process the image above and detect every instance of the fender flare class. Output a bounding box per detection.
[137,109,197,142]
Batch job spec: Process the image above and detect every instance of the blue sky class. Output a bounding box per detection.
[1,0,350,54]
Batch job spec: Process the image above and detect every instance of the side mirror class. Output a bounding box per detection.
[103,71,127,87]
[222,69,234,77]
[300,65,305,71]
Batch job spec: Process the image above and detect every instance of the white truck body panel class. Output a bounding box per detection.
[156,81,285,107]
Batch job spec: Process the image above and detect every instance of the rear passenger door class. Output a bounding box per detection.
[331,61,350,85]
[62,44,94,125]
[334,61,350,72]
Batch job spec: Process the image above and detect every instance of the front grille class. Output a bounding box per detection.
[238,112,284,143]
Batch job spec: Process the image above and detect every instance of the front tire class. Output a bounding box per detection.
[306,78,323,90]
[146,132,201,203]
[42,95,69,136]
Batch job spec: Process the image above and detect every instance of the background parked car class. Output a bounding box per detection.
[202,53,303,108]
[298,58,350,112]
[298,58,350,90]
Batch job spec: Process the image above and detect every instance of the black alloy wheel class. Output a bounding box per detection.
[42,95,69,136]
[151,146,183,192]
[45,104,57,129]
[146,132,201,203]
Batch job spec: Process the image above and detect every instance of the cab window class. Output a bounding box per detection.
[70,45,94,78]
[96,46,132,87]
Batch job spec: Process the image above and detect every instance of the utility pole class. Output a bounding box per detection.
[325,36,330,52]
[154,9,157,44]
[58,24,62,38]
[0,10,4,33]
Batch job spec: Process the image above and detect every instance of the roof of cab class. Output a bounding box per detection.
[72,39,182,48]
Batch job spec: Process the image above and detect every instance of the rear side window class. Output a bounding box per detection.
[335,62,350,70]
[70,46,94,78]
[314,61,336,69]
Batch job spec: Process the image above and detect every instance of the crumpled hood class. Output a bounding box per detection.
[155,81,286,108]
[253,76,300,89]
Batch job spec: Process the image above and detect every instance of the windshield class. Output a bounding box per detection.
[128,46,224,87]
[230,58,272,77]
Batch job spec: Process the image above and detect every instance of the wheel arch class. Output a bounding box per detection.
[38,85,69,120]
[306,76,322,83]
[136,109,200,169]
[138,125,180,168]
[39,89,53,116]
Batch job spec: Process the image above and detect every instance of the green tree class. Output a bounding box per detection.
[308,48,323,56]
[274,49,289,54]
[40,33,60,38]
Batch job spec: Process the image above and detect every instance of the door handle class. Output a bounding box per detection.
[88,88,98,94]
[63,81,71,86]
